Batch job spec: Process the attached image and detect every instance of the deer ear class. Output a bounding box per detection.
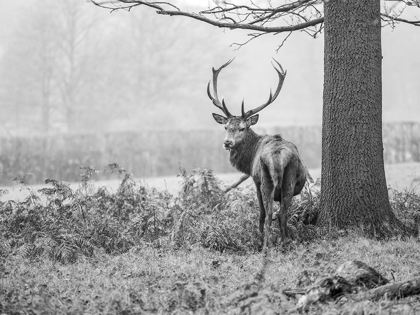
[212,113,228,125]
[247,114,259,126]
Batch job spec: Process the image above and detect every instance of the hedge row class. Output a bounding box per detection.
[0,122,418,185]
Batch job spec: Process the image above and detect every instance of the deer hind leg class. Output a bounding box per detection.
[278,193,290,242]
[261,184,274,252]
[260,157,278,251]
[279,168,297,242]
[256,186,265,235]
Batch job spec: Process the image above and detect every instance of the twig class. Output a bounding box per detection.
[276,31,293,52]
[230,33,266,51]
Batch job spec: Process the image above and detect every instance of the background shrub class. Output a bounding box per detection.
[0,122,418,185]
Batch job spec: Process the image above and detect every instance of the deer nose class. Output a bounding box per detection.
[224,140,233,147]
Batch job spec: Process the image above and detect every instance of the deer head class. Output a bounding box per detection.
[208,58,287,151]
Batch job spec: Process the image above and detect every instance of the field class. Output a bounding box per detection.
[1,162,419,202]
[1,163,420,314]
[3,237,420,314]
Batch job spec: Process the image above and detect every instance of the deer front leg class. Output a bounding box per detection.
[224,174,250,193]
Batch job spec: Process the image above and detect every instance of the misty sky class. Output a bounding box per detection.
[0,0,419,137]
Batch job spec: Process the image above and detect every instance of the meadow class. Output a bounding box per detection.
[1,163,420,314]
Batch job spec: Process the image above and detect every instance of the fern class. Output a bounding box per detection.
[5,165,416,263]
[0,188,9,199]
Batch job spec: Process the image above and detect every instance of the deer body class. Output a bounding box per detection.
[223,120,307,243]
[208,59,311,250]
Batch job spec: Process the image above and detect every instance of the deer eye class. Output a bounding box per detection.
[239,128,245,132]
[224,126,228,130]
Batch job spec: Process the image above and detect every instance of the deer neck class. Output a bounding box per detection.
[229,128,261,175]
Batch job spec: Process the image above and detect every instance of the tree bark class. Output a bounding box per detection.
[318,0,412,237]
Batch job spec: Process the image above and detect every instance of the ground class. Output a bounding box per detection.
[1,163,419,314]
[2,235,420,314]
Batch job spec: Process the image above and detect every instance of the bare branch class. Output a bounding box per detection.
[91,0,324,34]
[385,0,420,8]
[155,10,324,33]
[202,4,267,14]
[382,0,420,26]
[91,0,420,44]
[381,12,420,26]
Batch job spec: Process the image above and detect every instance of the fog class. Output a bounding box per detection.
[1,0,419,136]
[0,0,419,183]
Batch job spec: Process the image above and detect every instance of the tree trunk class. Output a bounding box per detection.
[318,0,412,237]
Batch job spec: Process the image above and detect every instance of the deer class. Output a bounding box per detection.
[207,58,313,251]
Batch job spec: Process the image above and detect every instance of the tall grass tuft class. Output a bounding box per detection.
[389,182,420,231]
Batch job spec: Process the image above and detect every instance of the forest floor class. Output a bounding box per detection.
[1,162,420,314]
[2,235,420,314]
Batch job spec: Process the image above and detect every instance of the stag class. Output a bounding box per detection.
[208,59,312,250]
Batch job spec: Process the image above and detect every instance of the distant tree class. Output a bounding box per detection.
[0,0,95,134]
[0,0,231,135]
[0,5,58,136]
[92,0,420,237]
[54,0,97,132]
[91,9,235,130]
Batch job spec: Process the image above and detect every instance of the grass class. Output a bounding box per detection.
[0,163,420,314]
[2,236,420,314]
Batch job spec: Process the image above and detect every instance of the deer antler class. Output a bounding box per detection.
[207,58,234,118]
[241,58,287,119]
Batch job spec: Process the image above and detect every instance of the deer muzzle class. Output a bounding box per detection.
[223,139,234,150]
